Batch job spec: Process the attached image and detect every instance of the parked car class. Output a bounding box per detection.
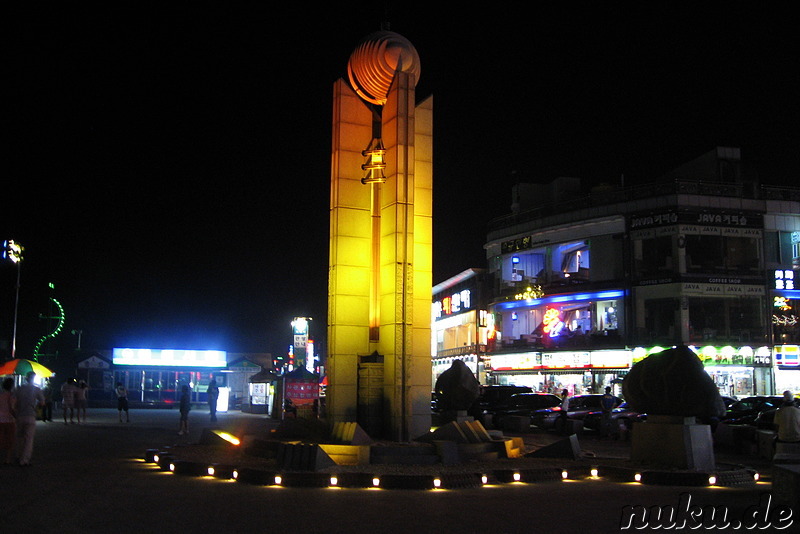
[490,392,561,429]
[582,402,645,433]
[531,394,622,432]
[477,385,533,423]
[721,396,784,426]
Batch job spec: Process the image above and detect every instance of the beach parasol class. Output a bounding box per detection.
[0,358,54,378]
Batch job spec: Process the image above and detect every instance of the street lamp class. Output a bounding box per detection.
[3,240,24,360]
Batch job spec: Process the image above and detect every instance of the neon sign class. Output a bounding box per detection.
[113,348,227,367]
[433,289,472,319]
[775,269,795,290]
[514,285,544,301]
[542,308,565,337]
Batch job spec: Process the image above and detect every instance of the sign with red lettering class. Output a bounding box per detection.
[285,379,319,404]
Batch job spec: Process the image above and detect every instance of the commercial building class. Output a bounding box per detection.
[433,147,800,398]
[431,268,493,384]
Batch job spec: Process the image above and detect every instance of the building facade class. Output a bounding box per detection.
[432,148,800,398]
[431,268,493,385]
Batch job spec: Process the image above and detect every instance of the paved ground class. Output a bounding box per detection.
[2,408,790,533]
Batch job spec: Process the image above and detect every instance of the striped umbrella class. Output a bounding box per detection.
[0,359,54,378]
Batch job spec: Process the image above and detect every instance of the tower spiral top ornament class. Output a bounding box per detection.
[347,30,421,106]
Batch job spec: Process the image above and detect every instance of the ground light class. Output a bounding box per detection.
[274,475,283,486]
[708,475,717,486]
[481,475,488,485]
[634,473,642,482]
[329,476,338,486]
[372,477,381,487]
[561,470,569,479]
[211,430,241,446]
[590,468,599,477]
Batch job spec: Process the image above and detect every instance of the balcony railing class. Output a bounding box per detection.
[488,180,800,232]
[436,344,487,358]
[491,331,624,353]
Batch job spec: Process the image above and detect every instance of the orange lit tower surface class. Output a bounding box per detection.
[328,30,432,441]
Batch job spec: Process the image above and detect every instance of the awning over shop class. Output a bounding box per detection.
[248,369,279,383]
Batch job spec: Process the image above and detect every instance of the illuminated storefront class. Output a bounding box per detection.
[774,344,800,393]
[112,348,229,406]
[632,345,772,397]
[487,349,631,396]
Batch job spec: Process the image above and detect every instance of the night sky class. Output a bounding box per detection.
[3,3,798,361]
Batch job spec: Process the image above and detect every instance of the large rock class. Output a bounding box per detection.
[434,359,479,411]
[623,346,725,418]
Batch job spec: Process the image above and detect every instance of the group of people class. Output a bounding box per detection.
[59,377,90,424]
[0,372,46,466]
[177,377,220,435]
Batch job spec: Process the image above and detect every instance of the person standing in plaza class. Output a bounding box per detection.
[41,378,54,422]
[61,378,77,424]
[775,390,800,443]
[0,377,16,465]
[207,377,219,422]
[600,386,616,438]
[75,380,89,424]
[115,382,130,423]
[13,371,45,466]
[178,385,191,435]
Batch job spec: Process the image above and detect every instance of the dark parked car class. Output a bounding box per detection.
[490,392,561,428]
[721,396,784,426]
[531,394,622,432]
[477,385,532,422]
[583,402,645,433]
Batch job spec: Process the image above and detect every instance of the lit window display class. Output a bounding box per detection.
[495,292,624,350]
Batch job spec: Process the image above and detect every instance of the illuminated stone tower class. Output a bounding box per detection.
[327,30,432,441]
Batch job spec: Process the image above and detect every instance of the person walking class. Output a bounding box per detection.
[0,378,16,465]
[13,371,45,466]
[75,380,89,424]
[61,378,77,424]
[207,377,219,422]
[178,385,191,435]
[115,382,130,423]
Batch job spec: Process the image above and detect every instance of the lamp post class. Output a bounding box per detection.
[3,240,24,360]
[71,329,83,350]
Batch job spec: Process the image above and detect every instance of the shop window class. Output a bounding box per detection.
[685,234,761,273]
[689,297,765,342]
[685,235,724,272]
[638,235,673,276]
[725,236,760,271]
[643,298,680,344]
[552,241,589,281]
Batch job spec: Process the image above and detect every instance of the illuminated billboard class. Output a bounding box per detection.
[112,348,227,367]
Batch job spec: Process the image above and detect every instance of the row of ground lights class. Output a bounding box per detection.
[145,450,758,489]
